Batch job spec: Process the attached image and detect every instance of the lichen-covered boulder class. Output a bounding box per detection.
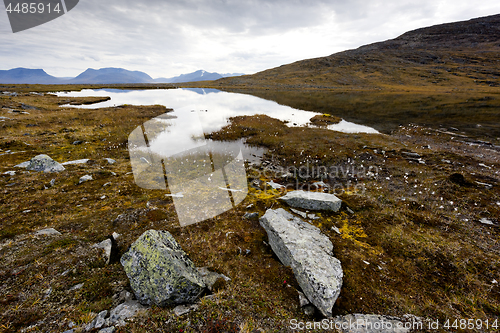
[120,230,206,306]
[25,154,65,173]
[260,208,343,317]
[280,190,342,212]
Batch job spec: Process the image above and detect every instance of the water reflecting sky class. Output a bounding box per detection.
[56,88,379,135]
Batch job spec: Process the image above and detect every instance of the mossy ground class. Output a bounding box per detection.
[0,86,499,332]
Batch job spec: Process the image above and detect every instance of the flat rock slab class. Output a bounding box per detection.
[280,190,342,212]
[25,154,65,173]
[120,230,206,306]
[35,228,61,236]
[260,208,343,317]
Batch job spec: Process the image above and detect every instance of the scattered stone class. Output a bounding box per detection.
[259,208,343,317]
[98,328,115,333]
[104,158,116,164]
[479,218,495,226]
[297,290,310,307]
[120,230,206,306]
[112,232,121,241]
[267,180,285,190]
[69,283,84,291]
[35,228,61,236]
[401,151,421,158]
[475,181,493,189]
[105,300,147,327]
[3,171,15,176]
[15,161,30,168]
[112,290,134,305]
[22,209,31,214]
[243,212,259,220]
[308,213,320,220]
[280,190,342,212]
[290,208,308,219]
[100,195,107,200]
[103,182,111,187]
[312,181,329,188]
[86,310,108,331]
[303,305,315,316]
[246,204,254,209]
[174,304,199,316]
[197,267,230,292]
[24,154,65,173]
[332,314,421,333]
[79,175,93,184]
[49,179,55,187]
[93,238,113,264]
[332,226,341,234]
[72,140,83,145]
[61,159,90,165]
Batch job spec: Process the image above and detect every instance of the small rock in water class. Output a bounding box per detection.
[104,158,116,164]
[79,175,93,184]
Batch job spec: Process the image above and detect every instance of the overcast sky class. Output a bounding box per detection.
[1,0,499,78]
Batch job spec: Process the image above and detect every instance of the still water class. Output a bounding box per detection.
[57,88,379,135]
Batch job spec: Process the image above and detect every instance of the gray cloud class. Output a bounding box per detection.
[1,0,499,77]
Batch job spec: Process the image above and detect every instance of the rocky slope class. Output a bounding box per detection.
[216,14,500,89]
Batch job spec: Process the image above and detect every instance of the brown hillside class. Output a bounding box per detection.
[216,14,500,90]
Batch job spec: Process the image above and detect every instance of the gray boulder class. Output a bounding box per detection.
[25,154,65,173]
[259,208,342,317]
[280,190,342,212]
[120,230,206,306]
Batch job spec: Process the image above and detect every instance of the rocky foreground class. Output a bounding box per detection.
[0,88,499,332]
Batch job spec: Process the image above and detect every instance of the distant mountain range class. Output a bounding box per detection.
[0,67,244,84]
